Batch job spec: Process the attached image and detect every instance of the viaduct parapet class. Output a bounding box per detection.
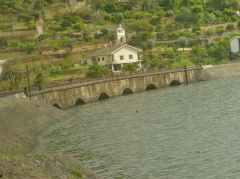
[32,67,205,108]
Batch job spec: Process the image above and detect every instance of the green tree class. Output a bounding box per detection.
[226,24,235,31]
[34,72,44,86]
[24,43,36,54]
[237,21,240,29]
[178,37,189,51]
[133,20,154,32]
[73,22,84,31]
[160,0,180,9]
[175,7,199,27]
[0,38,7,48]
[215,26,225,35]
[149,15,161,25]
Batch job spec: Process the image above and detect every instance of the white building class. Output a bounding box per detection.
[0,60,6,77]
[230,36,240,54]
[91,44,142,72]
[117,24,126,43]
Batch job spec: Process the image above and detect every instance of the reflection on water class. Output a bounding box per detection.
[38,77,240,178]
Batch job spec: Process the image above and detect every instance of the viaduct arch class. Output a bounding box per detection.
[32,67,204,108]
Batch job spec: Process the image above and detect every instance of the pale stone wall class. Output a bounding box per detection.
[33,67,204,108]
[203,62,240,79]
[113,46,140,64]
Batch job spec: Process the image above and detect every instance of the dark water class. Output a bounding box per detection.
[38,77,240,178]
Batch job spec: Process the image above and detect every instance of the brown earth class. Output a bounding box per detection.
[0,96,97,179]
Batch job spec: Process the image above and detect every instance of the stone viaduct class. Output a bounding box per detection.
[32,67,205,109]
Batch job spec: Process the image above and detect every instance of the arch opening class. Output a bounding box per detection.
[53,103,61,109]
[170,80,181,87]
[146,84,157,91]
[99,92,109,100]
[75,98,86,106]
[123,88,133,95]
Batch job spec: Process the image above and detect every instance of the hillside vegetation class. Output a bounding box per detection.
[0,0,240,92]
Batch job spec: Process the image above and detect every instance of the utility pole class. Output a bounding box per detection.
[184,66,189,85]
[26,65,31,99]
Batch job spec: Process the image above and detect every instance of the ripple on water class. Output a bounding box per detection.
[38,77,240,178]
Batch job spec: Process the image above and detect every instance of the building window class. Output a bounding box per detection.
[98,58,100,61]
[102,57,104,61]
[120,55,124,60]
[129,55,133,59]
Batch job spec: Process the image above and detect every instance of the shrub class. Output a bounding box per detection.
[60,59,73,69]
[73,22,84,31]
[167,32,179,40]
[0,38,8,48]
[215,26,225,35]
[203,57,216,65]
[204,30,214,36]
[171,57,194,69]
[131,31,152,42]
[226,24,235,31]
[24,43,36,54]
[103,2,118,13]
[34,72,44,86]
[48,25,62,31]
[111,13,123,23]
[50,66,62,74]
[149,15,160,25]
[145,57,163,69]
[75,7,92,20]
[178,37,189,50]
[72,169,82,178]
[155,24,163,32]
[192,25,201,33]
[18,13,34,22]
[191,5,203,13]
[231,15,238,22]
[237,21,240,29]
[142,40,154,50]
[122,63,137,73]
[86,65,109,77]
[8,40,21,48]
[181,31,194,37]
[0,23,12,31]
[132,20,153,32]
[156,32,166,40]
[165,24,175,31]
[208,45,229,61]
[27,20,36,30]
[232,32,240,37]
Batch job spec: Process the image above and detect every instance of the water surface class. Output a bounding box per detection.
[38,77,240,178]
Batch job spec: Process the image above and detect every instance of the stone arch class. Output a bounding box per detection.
[122,88,133,95]
[146,84,157,90]
[169,80,181,87]
[99,92,109,100]
[75,98,86,106]
[52,103,61,109]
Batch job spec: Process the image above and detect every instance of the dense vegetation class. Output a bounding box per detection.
[0,0,240,91]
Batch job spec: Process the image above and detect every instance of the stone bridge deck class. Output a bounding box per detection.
[32,67,204,109]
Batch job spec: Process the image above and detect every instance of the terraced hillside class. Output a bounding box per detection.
[0,0,240,92]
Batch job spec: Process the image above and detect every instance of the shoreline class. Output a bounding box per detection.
[0,96,97,178]
[1,62,240,178]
